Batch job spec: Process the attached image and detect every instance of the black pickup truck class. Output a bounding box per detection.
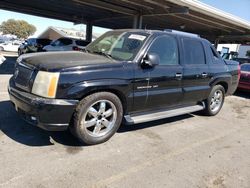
[8,29,240,144]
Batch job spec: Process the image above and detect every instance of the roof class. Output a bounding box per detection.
[38,26,100,40]
[1,0,250,43]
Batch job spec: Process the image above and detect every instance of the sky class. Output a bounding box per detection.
[201,0,250,21]
[0,0,250,38]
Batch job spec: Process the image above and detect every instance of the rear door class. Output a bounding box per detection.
[133,35,183,112]
[181,37,211,103]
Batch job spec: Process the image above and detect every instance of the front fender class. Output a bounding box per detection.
[60,79,134,113]
[66,79,131,99]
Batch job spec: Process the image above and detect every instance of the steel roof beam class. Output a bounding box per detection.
[170,14,232,33]
[73,0,138,16]
[187,14,246,33]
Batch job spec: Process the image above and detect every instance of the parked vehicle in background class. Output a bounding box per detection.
[222,51,238,60]
[0,54,6,65]
[233,58,250,65]
[9,29,240,145]
[0,41,21,52]
[238,63,250,91]
[43,37,89,52]
[18,38,51,56]
[0,39,5,44]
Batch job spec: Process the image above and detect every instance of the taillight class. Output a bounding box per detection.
[72,46,80,51]
[238,64,241,81]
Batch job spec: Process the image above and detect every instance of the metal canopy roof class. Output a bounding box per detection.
[1,0,250,43]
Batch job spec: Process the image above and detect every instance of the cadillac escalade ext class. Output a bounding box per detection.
[8,29,240,145]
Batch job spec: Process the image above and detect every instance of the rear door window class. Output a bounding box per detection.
[58,38,73,46]
[37,39,51,46]
[209,45,221,62]
[183,38,206,65]
[75,40,89,46]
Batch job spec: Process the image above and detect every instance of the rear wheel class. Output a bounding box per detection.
[203,85,225,116]
[71,92,123,145]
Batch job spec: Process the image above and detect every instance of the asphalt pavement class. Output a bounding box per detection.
[0,54,250,188]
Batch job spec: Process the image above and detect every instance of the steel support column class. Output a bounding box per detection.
[133,14,143,29]
[214,38,220,49]
[86,22,93,42]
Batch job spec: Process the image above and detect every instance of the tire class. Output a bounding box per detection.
[0,47,4,51]
[203,85,225,116]
[71,92,123,145]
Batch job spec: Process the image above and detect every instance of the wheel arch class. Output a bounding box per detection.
[79,88,128,114]
[210,76,231,94]
[215,81,228,93]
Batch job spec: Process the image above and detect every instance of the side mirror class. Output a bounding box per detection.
[141,53,160,68]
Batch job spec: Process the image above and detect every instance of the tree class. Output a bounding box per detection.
[0,19,36,39]
[246,50,250,58]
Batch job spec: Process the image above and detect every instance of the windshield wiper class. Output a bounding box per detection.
[91,51,113,60]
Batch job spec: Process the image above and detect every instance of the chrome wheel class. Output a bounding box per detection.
[81,100,117,137]
[210,90,223,113]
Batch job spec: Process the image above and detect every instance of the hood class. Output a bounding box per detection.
[19,51,117,71]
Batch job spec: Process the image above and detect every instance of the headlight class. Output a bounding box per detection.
[32,71,60,98]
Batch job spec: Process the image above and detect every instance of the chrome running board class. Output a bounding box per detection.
[124,104,205,124]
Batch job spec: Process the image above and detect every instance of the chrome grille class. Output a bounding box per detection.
[14,63,34,92]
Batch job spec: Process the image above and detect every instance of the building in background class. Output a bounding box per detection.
[38,26,101,41]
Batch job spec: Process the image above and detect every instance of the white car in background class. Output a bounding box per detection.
[0,41,21,52]
[0,54,6,65]
[43,37,89,52]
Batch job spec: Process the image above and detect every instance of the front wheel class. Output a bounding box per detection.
[203,85,225,116]
[71,92,123,145]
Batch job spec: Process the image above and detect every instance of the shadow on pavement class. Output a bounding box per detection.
[0,100,194,147]
[234,90,250,99]
[0,55,17,74]
[118,114,193,133]
[0,100,84,147]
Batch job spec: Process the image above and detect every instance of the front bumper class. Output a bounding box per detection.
[8,81,79,131]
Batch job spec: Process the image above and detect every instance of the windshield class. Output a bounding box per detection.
[86,31,150,61]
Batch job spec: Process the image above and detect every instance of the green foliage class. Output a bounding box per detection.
[0,19,36,39]
[246,50,250,58]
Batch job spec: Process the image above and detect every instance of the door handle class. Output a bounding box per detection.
[175,73,183,79]
[201,73,208,78]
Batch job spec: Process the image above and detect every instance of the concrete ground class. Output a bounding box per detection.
[0,53,250,188]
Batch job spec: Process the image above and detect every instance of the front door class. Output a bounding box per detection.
[133,35,183,112]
